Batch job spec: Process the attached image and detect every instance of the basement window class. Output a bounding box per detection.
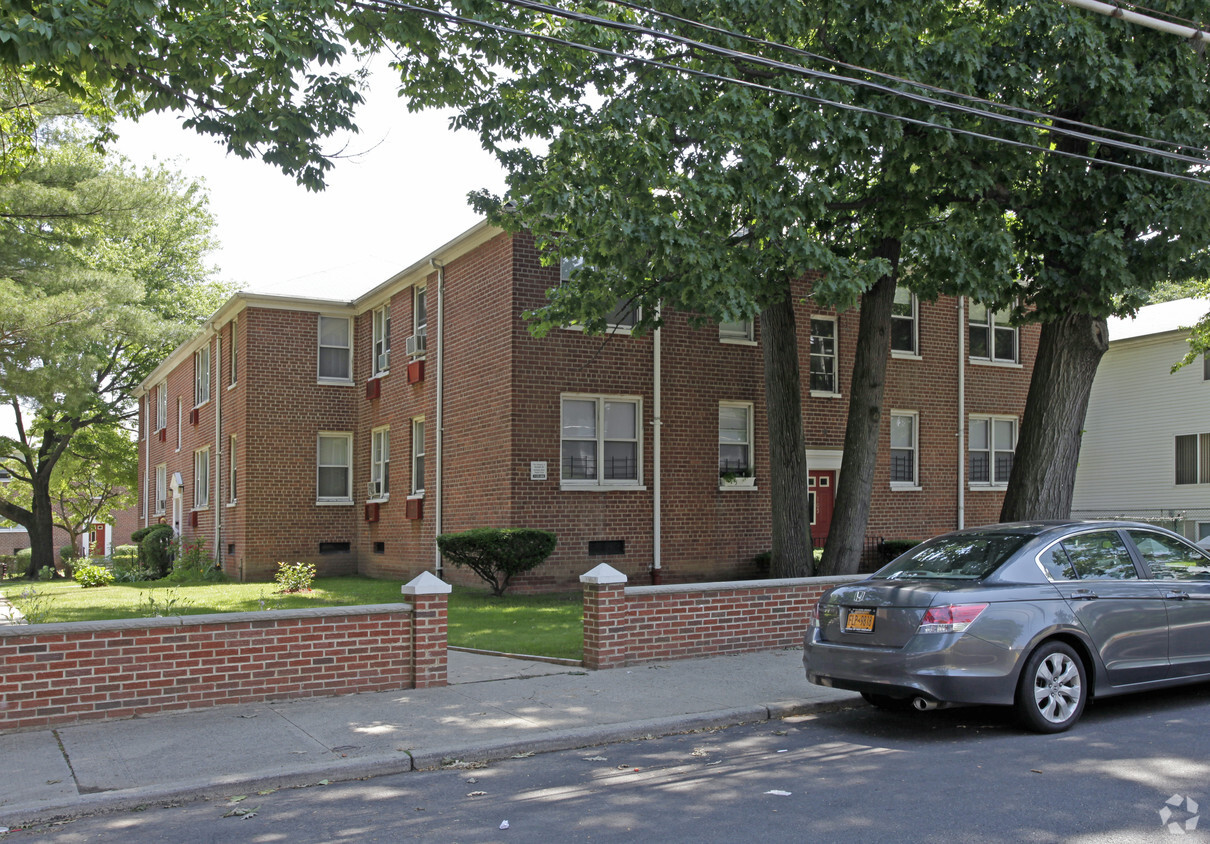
[588,540,625,556]
[319,541,351,555]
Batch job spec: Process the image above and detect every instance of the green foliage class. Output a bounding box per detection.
[165,537,225,582]
[10,586,53,624]
[73,563,114,588]
[13,548,31,575]
[274,561,316,593]
[437,528,558,597]
[135,524,175,578]
[59,544,77,562]
[112,545,138,566]
[139,588,193,618]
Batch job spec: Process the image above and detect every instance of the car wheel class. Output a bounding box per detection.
[861,692,915,712]
[1015,641,1086,733]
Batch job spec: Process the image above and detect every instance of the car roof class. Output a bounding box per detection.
[955,520,1180,539]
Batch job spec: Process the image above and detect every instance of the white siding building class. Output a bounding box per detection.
[1071,298,1210,541]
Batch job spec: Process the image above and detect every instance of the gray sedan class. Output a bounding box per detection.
[803,520,1210,732]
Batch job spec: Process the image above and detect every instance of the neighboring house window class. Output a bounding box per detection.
[373,304,391,375]
[891,287,918,356]
[157,382,167,430]
[230,317,238,386]
[176,398,182,451]
[155,465,167,515]
[969,303,1017,363]
[560,257,637,330]
[719,319,754,343]
[411,419,425,495]
[969,415,1017,486]
[810,317,838,394]
[317,433,353,502]
[890,411,918,487]
[1175,433,1210,485]
[194,447,210,509]
[371,426,390,499]
[228,435,237,504]
[317,315,352,382]
[718,402,753,479]
[194,344,210,407]
[561,395,641,485]
[1204,353,1209,381]
[1198,522,1210,542]
[0,466,10,483]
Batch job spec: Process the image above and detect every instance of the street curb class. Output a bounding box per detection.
[0,695,862,829]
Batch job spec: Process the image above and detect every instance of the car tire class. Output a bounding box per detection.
[861,692,915,712]
[1015,641,1087,733]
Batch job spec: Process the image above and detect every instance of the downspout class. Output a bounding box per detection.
[213,326,222,559]
[431,259,446,578]
[652,314,662,585]
[957,296,966,530]
[143,394,150,526]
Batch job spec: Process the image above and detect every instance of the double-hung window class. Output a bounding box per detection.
[969,303,1017,363]
[317,433,353,502]
[561,395,641,486]
[890,411,918,487]
[370,426,390,499]
[1176,433,1210,485]
[157,382,167,431]
[317,315,352,382]
[373,304,391,375]
[719,402,753,480]
[194,345,210,407]
[891,287,919,356]
[969,415,1017,487]
[229,317,238,386]
[155,465,167,515]
[411,419,425,495]
[810,317,838,395]
[560,257,637,331]
[719,319,754,343]
[193,447,210,509]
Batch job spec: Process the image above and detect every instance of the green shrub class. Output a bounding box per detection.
[74,563,115,588]
[274,561,316,593]
[136,524,175,578]
[165,537,226,582]
[112,544,138,566]
[59,544,79,562]
[437,528,557,597]
[13,548,31,576]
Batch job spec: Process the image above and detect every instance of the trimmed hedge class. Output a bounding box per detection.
[131,524,175,578]
[437,528,557,596]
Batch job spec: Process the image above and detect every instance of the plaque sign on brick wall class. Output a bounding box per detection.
[530,461,548,481]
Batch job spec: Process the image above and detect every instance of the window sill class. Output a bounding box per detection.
[719,483,758,491]
[315,499,354,506]
[560,484,648,492]
[719,338,757,347]
[227,382,237,391]
[367,495,390,504]
[227,500,238,508]
[889,483,921,492]
[193,400,209,411]
[891,351,922,361]
[810,390,843,399]
[370,371,390,380]
[316,378,355,387]
[968,484,1008,492]
[191,506,209,512]
[969,358,1022,369]
[408,492,425,500]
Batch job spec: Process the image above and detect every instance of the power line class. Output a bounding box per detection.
[350,0,1210,186]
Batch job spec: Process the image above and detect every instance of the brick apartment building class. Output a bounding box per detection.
[135,221,1036,589]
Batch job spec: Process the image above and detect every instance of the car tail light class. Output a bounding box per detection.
[809,599,824,628]
[917,603,988,634]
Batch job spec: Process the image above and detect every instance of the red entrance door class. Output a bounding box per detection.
[88,523,107,558]
[809,470,836,545]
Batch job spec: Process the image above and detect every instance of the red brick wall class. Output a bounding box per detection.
[0,605,422,733]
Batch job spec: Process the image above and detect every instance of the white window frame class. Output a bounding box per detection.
[809,316,840,397]
[229,317,238,387]
[969,302,1018,364]
[176,398,182,452]
[372,303,391,376]
[156,382,167,431]
[228,435,237,505]
[1175,432,1210,485]
[560,394,643,489]
[718,401,755,488]
[194,344,210,408]
[193,447,210,510]
[891,287,919,358]
[155,464,167,515]
[370,426,390,500]
[414,286,427,337]
[317,315,353,383]
[889,410,919,489]
[411,418,425,496]
[317,432,354,504]
[719,319,755,344]
[968,414,1017,488]
[559,257,639,332]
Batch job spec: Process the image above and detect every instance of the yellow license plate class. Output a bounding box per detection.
[844,609,876,632]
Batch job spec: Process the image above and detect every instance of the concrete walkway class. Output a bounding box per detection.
[0,647,860,827]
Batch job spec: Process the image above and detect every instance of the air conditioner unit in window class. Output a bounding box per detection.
[405,333,427,357]
[367,480,381,499]
[377,351,390,372]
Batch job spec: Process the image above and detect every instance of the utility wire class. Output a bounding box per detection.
[350,0,1210,186]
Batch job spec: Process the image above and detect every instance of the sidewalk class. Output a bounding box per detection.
[0,646,860,827]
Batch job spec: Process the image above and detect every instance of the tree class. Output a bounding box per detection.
[0,81,225,577]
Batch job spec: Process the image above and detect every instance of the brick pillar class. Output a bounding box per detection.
[402,572,451,689]
[581,564,628,670]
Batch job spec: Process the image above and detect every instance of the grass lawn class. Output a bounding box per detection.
[0,577,583,661]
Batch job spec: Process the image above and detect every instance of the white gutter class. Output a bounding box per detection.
[432,259,446,578]
[1056,0,1210,44]
[652,316,662,582]
[957,296,966,530]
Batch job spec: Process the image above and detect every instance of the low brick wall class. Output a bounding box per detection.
[0,598,448,734]
[581,566,864,669]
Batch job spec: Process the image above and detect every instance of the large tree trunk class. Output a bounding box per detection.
[1000,312,1109,521]
[818,244,899,576]
[24,490,57,579]
[760,286,814,578]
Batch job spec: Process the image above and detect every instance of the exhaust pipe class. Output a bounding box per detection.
[912,697,941,711]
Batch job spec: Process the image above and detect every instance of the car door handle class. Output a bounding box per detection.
[1069,589,1098,600]
[1165,591,1190,601]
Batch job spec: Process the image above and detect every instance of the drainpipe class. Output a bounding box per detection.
[213,326,222,559]
[652,314,663,585]
[957,296,966,530]
[431,259,446,578]
[143,395,150,526]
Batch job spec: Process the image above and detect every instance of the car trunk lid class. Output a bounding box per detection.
[816,580,970,648]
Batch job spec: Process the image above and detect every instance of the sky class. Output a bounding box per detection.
[112,63,508,302]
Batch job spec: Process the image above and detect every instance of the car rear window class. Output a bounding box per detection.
[877,533,1032,580]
